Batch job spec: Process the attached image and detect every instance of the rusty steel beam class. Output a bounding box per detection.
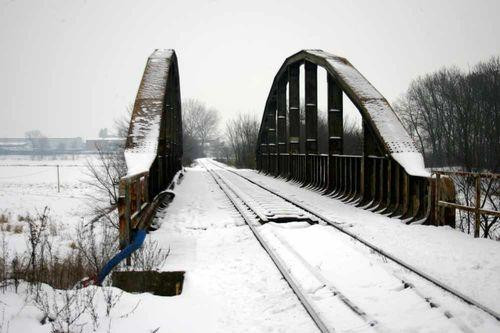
[288,63,301,155]
[277,77,287,177]
[328,74,343,155]
[304,61,318,187]
[266,92,278,176]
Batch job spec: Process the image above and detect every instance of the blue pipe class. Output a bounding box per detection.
[96,229,147,285]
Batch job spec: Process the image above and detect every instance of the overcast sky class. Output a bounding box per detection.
[1,0,499,138]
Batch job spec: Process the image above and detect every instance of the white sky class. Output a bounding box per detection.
[1,0,499,138]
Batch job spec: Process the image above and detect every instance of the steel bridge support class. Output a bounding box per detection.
[118,50,183,253]
[256,50,455,226]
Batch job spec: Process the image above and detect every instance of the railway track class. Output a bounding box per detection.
[200,158,500,332]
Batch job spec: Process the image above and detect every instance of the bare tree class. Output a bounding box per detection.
[98,128,109,138]
[84,106,129,227]
[343,117,363,155]
[394,56,500,171]
[393,94,427,160]
[83,146,126,228]
[225,113,259,168]
[113,104,133,139]
[182,99,220,163]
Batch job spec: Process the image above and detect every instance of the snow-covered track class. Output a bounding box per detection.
[203,159,500,329]
[209,166,317,223]
[200,159,376,333]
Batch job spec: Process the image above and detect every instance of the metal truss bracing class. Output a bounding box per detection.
[256,50,455,226]
[118,49,183,250]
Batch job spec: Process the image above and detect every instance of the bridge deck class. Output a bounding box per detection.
[146,163,318,332]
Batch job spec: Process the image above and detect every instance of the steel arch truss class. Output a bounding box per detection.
[256,50,455,226]
[118,49,183,249]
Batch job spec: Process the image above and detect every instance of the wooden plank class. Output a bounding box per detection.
[438,201,500,218]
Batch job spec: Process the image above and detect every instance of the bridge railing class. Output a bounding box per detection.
[258,152,455,225]
[434,171,500,237]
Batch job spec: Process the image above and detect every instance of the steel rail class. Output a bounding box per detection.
[206,159,500,323]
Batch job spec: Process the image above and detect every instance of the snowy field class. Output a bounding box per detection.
[0,155,97,254]
[1,156,500,332]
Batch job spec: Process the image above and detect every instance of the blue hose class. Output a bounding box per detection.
[96,229,147,285]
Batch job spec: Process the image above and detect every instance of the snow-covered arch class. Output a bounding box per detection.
[119,49,183,249]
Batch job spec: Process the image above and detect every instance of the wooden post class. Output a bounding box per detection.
[474,175,481,238]
[435,173,441,226]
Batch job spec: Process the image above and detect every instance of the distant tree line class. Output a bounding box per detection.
[394,56,500,172]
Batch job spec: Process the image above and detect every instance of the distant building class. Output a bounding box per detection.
[0,137,124,154]
[32,137,84,152]
[0,138,31,153]
[85,138,125,152]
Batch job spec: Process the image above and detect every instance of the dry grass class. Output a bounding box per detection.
[0,212,9,224]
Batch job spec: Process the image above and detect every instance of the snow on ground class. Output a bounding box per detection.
[3,155,499,332]
[0,160,318,333]
[0,155,97,254]
[229,164,500,315]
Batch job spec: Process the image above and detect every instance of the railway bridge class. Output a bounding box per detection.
[111,49,500,332]
[118,48,456,251]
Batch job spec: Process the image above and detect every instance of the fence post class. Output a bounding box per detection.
[474,175,481,238]
[435,173,440,226]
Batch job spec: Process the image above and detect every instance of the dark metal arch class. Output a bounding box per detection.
[256,49,455,226]
[125,49,182,182]
[119,49,183,250]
